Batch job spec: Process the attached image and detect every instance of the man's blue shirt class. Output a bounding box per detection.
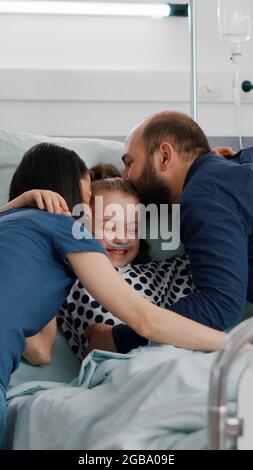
[169,148,253,328]
[112,147,253,352]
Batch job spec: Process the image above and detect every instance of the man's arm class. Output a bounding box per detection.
[169,194,248,328]
[112,191,249,353]
[112,324,148,353]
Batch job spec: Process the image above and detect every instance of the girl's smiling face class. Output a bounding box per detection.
[92,190,140,268]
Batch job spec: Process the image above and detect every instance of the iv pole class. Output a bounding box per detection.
[189,0,198,122]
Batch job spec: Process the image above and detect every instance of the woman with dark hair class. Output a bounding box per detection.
[0,143,228,448]
[9,142,92,208]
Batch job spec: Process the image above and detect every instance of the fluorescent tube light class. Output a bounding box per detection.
[0,1,172,17]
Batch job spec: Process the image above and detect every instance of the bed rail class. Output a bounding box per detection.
[208,317,253,449]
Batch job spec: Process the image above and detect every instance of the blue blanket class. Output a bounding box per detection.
[6,345,253,450]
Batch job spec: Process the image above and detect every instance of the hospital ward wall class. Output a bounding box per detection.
[0,0,253,146]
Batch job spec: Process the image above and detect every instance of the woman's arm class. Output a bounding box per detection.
[212,146,236,157]
[22,318,57,365]
[68,252,227,351]
[0,190,70,215]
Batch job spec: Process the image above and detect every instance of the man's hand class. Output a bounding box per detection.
[212,146,236,158]
[85,324,117,355]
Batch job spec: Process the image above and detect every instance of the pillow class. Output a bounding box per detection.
[0,128,124,205]
[149,237,184,261]
[147,210,184,261]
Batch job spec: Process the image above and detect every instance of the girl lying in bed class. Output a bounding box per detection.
[58,172,194,359]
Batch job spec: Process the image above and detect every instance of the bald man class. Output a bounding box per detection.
[89,112,253,354]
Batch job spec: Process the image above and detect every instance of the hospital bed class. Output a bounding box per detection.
[1,128,253,450]
[208,317,253,450]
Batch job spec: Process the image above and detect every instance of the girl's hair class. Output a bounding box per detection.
[9,142,88,211]
[90,163,121,181]
[91,177,139,202]
[91,176,151,264]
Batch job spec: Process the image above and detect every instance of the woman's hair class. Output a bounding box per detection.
[91,176,151,264]
[90,163,121,181]
[9,142,88,211]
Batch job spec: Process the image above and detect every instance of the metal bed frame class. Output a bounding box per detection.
[208,317,253,449]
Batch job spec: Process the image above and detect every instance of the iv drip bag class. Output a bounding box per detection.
[218,0,251,46]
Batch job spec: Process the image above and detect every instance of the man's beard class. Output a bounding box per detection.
[132,162,173,207]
